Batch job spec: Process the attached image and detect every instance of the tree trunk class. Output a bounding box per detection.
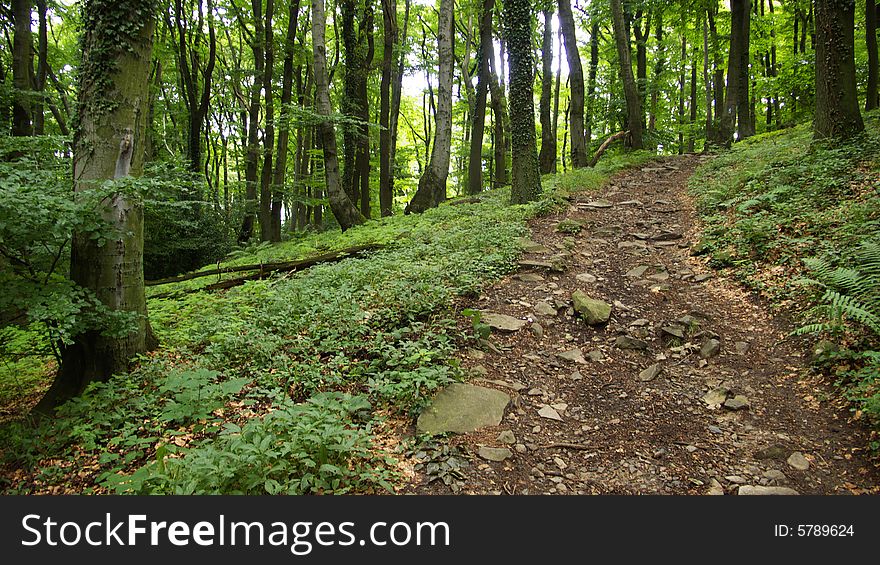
[688,44,698,152]
[649,13,665,131]
[36,0,157,413]
[406,0,453,214]
[259,0,276,242]
[312,0,365,229]
[632,9,650,128]
[867,0,878,110]
[389,0,410,199]
[11,0,34,137]
[379,0,398,214]
[505,0,541,204]
[720,0,751,144]
[468,0,494,195]
[238,0,266,243]
[538,7,556,174]
[271,0,301,242]
[610,0,644,149]
[33,0,48,135]
[558,0,588,167]
[737,3,755,139]
[487,36,509,186]
[585,22,599,161]
[814,0,865,139]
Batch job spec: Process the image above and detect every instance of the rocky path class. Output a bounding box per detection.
[407,155,880,495]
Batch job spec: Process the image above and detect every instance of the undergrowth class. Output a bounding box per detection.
[0,153,644,494]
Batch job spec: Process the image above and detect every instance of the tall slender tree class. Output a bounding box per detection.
[867,0,878,110]
[610,0,644,149]
[537,6,556,174]
[558,0,587,167]
[11,0,34,137]
[406,0,453,213]
[468,0,495,195]
[312,0,365,228]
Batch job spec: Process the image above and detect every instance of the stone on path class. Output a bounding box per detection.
[516,237,552,254]
[576,273,597,284]
[571,291,612,325]
[615,335,650,350]
[534,301,558,316]
[515,273,545,283]
[699,338,721,359]
[625,265,651,278]
[481,312,527,332]
[478,446,513,462]
[557,349,588,364]
[737,485,800,496]
[538,405,563,421]
[638,363,663,382]
[497,430,517,444]
[417,383,510,434]
[723,395,750,411]
[787,452,810,471]
[702,386,729,407]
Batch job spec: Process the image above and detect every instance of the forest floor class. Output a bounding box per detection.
[406,155,880,495]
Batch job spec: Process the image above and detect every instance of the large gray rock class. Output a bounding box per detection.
[572,291,612,325]
[481,312,527,332]
[417,383,510,435]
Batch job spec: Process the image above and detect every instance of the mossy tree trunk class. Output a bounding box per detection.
[814,0,865,139]
[406,0,453,214]
[379,0,398,213]
[505,0,541,204]
[36,0,158,413]
[312,0,365,229]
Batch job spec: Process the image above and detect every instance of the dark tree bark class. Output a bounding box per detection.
[33,0,48,135]
[610,0,644,149]
[553,25,562,155]
[814,0,864,139]
[505,0,541,204]
[632,8,650,128]
[238,0,266,243]
[867,0,878,110]
[468,0,494,195]
[259,0,276,242]
[406,0,453,213]
[312,0,365,229]
[35,0,157,413]
[585,21,599,160]
[379,0,398,213]
[688,43,698,152]
[538,7,556,174]
[707,2,726,144]
[11,0,33,137]
[270,0,302,241]
[648,12,665,131]
[720,0,751,144]
[558,0,588,167]
[388,0,410,202]
[168,0,217,175]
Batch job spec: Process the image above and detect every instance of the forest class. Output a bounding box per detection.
[0,0,878,496]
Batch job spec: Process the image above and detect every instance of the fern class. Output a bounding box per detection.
[796,240,880,338]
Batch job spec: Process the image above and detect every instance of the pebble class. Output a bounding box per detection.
[787,452,810,471]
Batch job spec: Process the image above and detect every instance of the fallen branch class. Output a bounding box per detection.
[146,244,384,298]
[588,130,629,168]
[146,243,383,287]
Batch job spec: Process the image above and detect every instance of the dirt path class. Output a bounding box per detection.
[408,155,880,495]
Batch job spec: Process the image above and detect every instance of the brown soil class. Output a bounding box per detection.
[407,155,880,495]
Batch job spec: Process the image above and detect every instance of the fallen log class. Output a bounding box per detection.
[146,243,384,296]
[588,130,629,168]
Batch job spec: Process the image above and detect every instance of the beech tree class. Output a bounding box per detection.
[406,0,453,214]
[35,0,158,412]
[610,0,644,149]
[558,0,587,167]
[814,0,864,139]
